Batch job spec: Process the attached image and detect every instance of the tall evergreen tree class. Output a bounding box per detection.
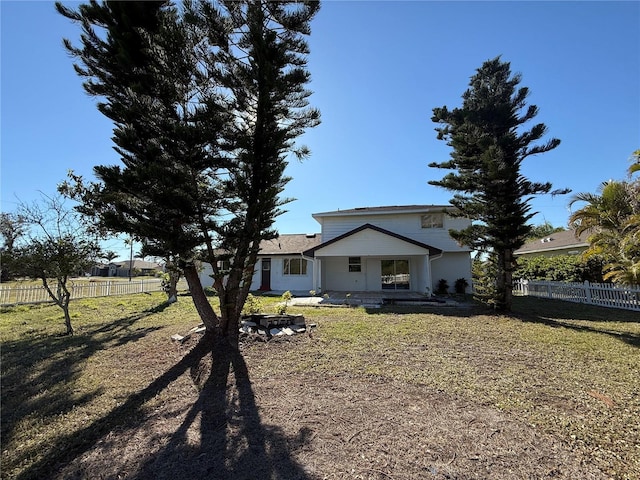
[430,57,561,311]
[57,1,320,346]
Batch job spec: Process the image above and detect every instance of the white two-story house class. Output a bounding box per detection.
[301,205,471,294]
[200,205,472,295]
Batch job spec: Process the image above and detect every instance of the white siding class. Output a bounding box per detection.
[319,213,470,252]
[198,264,215,288]
[322,257,367,291]
[313,211,472,293]
[315,228,431,257]
[199,257,313,292]
[430,252,472,293]
[249,263,261,289]
[321,255,431,293]
[265,257,313,292]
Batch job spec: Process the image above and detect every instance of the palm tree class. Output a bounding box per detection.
[569,180,640,285]
[102,250,118,263]
[629,149,640,177]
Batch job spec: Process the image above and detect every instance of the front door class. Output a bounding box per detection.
[260,258,271,291]
[381,259,410,290]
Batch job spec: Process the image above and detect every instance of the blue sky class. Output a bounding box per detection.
[2,1,639,259]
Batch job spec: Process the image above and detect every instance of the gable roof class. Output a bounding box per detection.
[312,204,455,218]
[258,233,322,255]
[303,223,442,257]
[514,229,590,255]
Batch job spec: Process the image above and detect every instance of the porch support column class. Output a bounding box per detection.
[425,253,432,296]
[316,258,322,293]
[302,254,319,293]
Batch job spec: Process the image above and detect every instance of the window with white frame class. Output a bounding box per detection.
[348,257,361,272]
[421,213,444,228]
[283,258,307,275]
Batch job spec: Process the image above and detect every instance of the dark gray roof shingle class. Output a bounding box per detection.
[259,233,322,255]
[515,229,589,255]
[313,205,454,216]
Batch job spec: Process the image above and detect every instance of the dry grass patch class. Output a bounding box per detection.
[1,294,638,479]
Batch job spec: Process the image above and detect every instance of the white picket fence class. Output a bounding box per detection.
[0,279,187,307]
[513,279,640,312]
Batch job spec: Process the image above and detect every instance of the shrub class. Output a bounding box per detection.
[275,290,292,315]
[454,277,469,294]
[514,254,606,283]
[242,293,264,315]
[472,257,498,307]
[435,279,449,295]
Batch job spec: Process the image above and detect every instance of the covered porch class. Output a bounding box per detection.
[303,223,442,294]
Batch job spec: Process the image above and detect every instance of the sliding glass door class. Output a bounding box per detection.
[381,259,410,290]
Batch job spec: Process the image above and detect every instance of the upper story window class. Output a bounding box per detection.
[283,258,307,275]
[421,213,444,229]
[348,256,361,272]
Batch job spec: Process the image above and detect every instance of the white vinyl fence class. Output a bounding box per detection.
[514,279,640,312]
[0,279,187,307]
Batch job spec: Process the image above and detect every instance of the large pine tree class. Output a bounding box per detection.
[57,0,320,345]
[430,57,561,311]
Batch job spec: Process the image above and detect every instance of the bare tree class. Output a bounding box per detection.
[12,193,100,335]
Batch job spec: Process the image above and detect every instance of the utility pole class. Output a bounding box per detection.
[128,237,133,282]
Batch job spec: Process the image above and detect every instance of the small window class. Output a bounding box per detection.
[283,258,307,275]
[421,213,444,228]
[348,257,361,272]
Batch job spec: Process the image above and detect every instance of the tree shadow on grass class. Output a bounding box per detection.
[1,302,169,476]
[14,335,314,480]
[129,340,314,480]
[511,296,640,323]
[364,304,481,317]
[522,314,640,348]
[363,296,640,348]
[511,298,640,349]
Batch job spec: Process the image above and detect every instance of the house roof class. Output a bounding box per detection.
[312,204,456,218]
[258,233,322,255]
[514,229,590,255]
[114,259,162,270]
[303,223,442,257]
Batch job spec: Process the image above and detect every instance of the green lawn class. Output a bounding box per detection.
[1,293,638,479]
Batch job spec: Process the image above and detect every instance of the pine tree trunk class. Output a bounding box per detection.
[166,270,180,303]
[503,249,514,311]
[218,289,240,349]
[495,249,514,312]
[183,264,220,334]
[495,251,508,312]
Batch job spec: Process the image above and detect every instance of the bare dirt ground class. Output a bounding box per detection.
[52,334,609,480]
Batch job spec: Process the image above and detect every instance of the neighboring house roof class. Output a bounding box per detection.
[514,229,590,255]
[303,223,443,257]
[312,204,455,219]
[259,233,322,255]
[114,260,162,270]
